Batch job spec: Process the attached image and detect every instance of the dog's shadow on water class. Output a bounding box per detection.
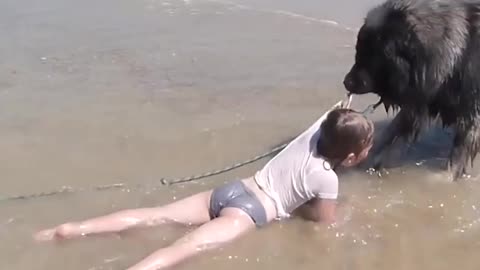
[335,119,455,177]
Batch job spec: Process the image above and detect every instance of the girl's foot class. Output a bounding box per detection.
[33,223,80,241]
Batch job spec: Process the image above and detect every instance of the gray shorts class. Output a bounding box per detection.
[209,180,268,227]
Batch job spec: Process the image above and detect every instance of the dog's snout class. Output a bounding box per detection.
[343,67,372,94]
[343,75,355,91]
[360,78,367,88]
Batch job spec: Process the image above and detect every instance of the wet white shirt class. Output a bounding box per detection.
[254,108,339,219]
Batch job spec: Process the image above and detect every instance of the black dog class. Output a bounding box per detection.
[343,0,480,180]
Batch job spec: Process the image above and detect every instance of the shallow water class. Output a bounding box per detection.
[1,0,480,269]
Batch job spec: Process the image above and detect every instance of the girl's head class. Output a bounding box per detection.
[316,108,374,168]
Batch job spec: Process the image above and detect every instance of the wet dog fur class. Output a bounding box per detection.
[343,0,480,180]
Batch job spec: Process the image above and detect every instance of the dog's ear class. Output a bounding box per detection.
[379,12,428,99]
[384,40,411,96]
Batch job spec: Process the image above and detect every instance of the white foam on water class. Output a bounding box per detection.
[273,10,339,25]
[204,0,357,34]
[207,0,249,10]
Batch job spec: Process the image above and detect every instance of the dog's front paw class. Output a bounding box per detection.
[366,167,389,178]
[448,165,470,181]
[446,159,470,181]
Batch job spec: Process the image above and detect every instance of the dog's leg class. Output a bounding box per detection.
[370,109,420,174]
[448,121,480,181]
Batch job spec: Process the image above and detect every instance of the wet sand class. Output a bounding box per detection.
[1,0,480,269]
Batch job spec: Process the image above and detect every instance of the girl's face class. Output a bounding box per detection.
[341,143,373,167]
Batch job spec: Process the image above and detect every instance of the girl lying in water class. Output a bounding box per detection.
[34,99,374,270]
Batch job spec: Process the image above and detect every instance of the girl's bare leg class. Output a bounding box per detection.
[34,190,213,241]
[126,207,256,270]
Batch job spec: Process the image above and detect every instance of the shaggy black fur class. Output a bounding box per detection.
[343,0,480,180]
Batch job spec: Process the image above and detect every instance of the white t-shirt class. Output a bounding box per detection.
[254,109,339,219]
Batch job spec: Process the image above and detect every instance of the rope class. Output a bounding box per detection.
[0,96,381,204]
[0,143,289,204]
[0,184,128,203]
[360,99,383,115]
[160,142,288,186]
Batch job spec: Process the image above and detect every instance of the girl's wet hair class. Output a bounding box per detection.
[316,108,374,167]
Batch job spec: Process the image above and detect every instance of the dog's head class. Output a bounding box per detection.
[343,5,423,104]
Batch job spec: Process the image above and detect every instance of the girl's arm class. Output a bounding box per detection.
[296,198,337,224]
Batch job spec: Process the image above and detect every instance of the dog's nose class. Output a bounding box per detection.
[343,76,355,90]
